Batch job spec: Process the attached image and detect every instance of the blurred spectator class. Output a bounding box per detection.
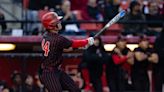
[28,0,42,11]
[80,37,108,92]
[103,0,119,20]
[68,69,84,89]
[122,1,147,36]
[142,0,149,15]
[0,11,7,34]
[79,56,92,91]
[35,74,46,92]
[56,0,85,35]
[132,36,158,92]
[107,36,134,92]
[81,0,103,21]
[2,87,11,92]
[11,72,23,92]
[41,0,62,10]
[23,75,36,92]
[56,0,76,21]
[157,0,164,15]
[119,0,129,11]
[145,2,163,36]
[0,80,10,92]
[70,0,88,10]
[154,28,164,92]
[105,52,118,92]
[25,0,42,35]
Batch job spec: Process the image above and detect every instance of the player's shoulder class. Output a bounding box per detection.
[58,35,69,40]
[58,35,73,45]
[42,32,50,39]
[44,31,59,37]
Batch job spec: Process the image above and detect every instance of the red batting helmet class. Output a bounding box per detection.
[41,12,62,30]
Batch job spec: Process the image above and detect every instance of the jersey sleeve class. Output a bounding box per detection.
[59,36,73,49]
[112,54,128,65]
[111,49,128,65]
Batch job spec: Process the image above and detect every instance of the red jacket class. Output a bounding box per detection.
[112,54,131,75]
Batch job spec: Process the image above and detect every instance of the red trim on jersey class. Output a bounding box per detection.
[71,39,88,48]
[112,54,128,65]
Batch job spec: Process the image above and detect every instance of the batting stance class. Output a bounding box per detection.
[39,12,94,92]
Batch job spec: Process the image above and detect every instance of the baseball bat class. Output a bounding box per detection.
[93,10,126,38]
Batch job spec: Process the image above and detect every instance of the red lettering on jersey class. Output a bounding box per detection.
[42,39,50,57]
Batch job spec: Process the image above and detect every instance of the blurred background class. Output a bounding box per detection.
[0,0,163,92]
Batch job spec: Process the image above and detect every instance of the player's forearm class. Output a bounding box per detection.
[71,37,94,48]
[71,40,88,48]
[148,53,159,63]
[112,54,128,65]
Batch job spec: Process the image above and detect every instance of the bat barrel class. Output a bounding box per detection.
[94,10,126,38]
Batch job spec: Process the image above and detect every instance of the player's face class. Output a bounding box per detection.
[134,4,141,12]
[149,3,158,14]
[139,40,149,49]
[62,0,71,13]
[116,40,126,50]
[14,75,22,85]
[25,75,33,85]
[94,39,100,47]
[56,21,62,31]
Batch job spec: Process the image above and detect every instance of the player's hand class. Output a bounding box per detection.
[114,48,121,54]
[87,37,94,46]
[127,52,134,58]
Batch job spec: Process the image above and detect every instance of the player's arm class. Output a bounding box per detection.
[134,51,148,62]
[148,53,159,63]
[63,37,94,52]
[126,51,134,65]
[112,54,128,65]
[112,49,128,65]
[71,37,94,48]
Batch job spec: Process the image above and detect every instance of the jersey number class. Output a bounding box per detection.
[42,39,50,57]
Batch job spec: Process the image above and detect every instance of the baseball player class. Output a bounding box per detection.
[38,12,94,92]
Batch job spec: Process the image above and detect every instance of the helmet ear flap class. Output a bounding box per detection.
[47,23,58,30]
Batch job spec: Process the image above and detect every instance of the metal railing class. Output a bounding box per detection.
[0,20,163,24]
[0,20,163,35]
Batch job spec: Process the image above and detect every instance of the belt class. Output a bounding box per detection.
[41,64,61,71]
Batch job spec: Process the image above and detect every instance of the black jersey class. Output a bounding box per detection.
[41,32,72,68]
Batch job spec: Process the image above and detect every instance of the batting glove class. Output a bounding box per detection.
[87,37,94,46]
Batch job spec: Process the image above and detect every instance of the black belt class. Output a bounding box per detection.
[41,64,61,71]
